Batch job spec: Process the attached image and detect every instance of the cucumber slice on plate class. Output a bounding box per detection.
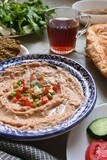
[87,117,107,140]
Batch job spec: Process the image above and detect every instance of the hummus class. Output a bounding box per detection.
[0,62,85,131]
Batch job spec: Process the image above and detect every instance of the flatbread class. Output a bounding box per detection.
[85,23,107,78]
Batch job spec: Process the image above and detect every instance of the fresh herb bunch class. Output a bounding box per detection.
[0,0,49,36]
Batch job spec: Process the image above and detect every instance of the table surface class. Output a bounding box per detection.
[15,0,107,159]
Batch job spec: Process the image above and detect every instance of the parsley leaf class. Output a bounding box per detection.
[0,0,49,36]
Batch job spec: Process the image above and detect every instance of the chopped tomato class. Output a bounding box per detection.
[39,80,45,84]
[9,77,60,108]
[21,79,26,86]
[16,93,22,100]
[44,86,50,94]
[20,97,34,107]
[42,96,48,105]
[16,88,23,93]
[11,97,18,103]
[30,75,37,82]
[25,101,34,107]
[85,141,107,160]
[21,97,34,107]
[21,96,28,102]
[52,85,59,92]
[22,85,29,91]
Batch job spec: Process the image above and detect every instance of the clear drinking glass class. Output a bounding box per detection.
[45,7,91,55]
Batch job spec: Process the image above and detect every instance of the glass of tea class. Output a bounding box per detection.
[45,7,90,55]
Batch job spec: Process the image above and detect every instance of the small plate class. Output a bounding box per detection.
[19,45,29,55]
[9,31,34,38]
[0,54,96,140]
[66,103,107,160]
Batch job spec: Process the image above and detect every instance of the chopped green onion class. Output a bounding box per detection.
[47,93,53,100]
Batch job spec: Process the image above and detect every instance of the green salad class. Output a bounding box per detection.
[0,0,49,37]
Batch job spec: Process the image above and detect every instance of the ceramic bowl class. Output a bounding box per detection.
[72,0,107,25]
[0,54,97,140]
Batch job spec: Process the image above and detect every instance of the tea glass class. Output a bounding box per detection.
[45,7,91,55]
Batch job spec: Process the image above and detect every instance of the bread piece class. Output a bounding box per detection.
[85,23,107,78]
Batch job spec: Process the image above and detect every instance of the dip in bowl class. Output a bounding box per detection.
[72,0,107,25]
[0,54,96,140]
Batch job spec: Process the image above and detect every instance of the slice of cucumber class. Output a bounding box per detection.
[87,117,107,140]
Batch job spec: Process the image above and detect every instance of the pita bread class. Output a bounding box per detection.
[85,23,107,78]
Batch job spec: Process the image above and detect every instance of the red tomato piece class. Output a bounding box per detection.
[20,97,34,107]
[16,93,22,100]
[42,96,48,105]
[16,88,23,93]
[21,79,26,86]
[11,97,18,103]
[21,96,28,102]
[22,85,29,91]
[52,85,59,92]
[85,141,107,160]
[39,80,45,84]
[100,158,107,160]
[44,86,50,94]
[25,101,34,108]
[30,75,36,82]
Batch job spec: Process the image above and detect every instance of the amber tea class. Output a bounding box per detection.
[47,18,79,54]
[45,7,91,55]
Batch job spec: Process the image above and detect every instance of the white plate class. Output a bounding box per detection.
[19,45,29,55]
[66,103,107,160]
